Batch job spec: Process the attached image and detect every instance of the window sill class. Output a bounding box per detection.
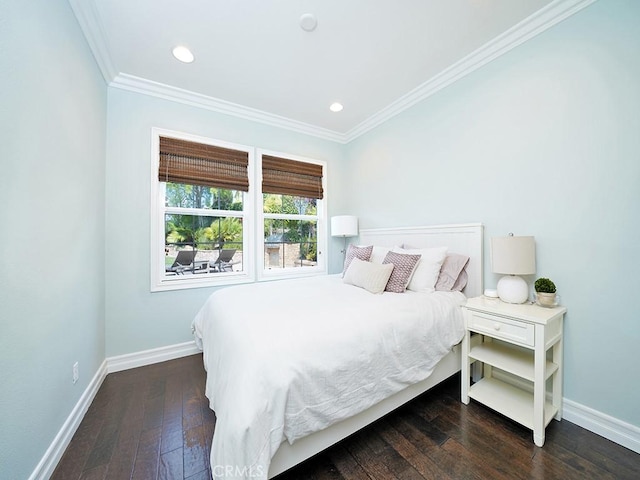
[151,268,327,292]
[151,272,252,292]
[258,267,327,282]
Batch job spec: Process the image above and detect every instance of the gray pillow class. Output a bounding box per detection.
[435,253,470,292]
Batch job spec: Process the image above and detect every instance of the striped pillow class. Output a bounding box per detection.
[343,258,394,294]
[382,251,422,293]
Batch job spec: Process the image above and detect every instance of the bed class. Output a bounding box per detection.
[192,223,483,479]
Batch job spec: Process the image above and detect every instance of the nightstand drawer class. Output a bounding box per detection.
[467,311,534,347]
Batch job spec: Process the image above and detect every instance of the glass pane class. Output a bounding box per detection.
[165,214,243,274]
[264,219,317,269]
[165,182,243,210]
[263,193,316,215]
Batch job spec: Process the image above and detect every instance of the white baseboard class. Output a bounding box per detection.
[563,398,640,454]
[29,341,201,480]
[28,359,108,480]
[106,340,200,373]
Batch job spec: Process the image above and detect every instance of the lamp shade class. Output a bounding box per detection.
[331,215,358,237]
[491,235,536,275]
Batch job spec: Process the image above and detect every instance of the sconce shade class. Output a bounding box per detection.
[331,215,358,237]
[491,236,536,275]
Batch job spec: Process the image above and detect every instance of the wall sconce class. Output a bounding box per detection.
[331,215,358,255]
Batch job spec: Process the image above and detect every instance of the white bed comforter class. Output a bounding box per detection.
[192,275,465,479]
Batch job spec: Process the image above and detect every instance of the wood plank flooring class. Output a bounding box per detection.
[51,354,640,479]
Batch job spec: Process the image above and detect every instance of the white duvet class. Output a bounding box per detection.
[192,275,465,479]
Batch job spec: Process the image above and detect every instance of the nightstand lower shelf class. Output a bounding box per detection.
[468,377,558,430]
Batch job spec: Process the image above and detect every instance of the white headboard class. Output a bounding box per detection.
[359,223,484,298]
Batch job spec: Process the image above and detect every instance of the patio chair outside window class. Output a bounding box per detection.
[210,249,239,272]
[166,250,198,275]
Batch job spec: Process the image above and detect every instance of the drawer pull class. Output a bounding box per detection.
[493,323,501,331]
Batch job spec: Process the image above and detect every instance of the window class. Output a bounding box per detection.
[151,129,254,291]
[151,129,326,291]
[259,151,326,278]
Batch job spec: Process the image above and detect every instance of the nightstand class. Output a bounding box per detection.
[461,296,566,447]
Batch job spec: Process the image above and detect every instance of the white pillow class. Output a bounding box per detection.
[343,258,394,294]
[367,245,406,264]
[394,246,448,293]
[370,246,391,264]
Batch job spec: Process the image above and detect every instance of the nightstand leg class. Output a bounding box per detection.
[461,329,470,404]
[553,319,564,420]
[533,324,546,446]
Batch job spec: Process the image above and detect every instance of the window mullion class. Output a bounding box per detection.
[165,206,244,217]
[263,213,318,221]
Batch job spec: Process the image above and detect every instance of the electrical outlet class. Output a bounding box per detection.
[72,362,79,384]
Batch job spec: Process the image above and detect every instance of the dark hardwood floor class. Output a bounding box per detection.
[52,354,639,479]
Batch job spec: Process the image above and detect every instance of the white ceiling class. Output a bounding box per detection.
[69,0,593,142]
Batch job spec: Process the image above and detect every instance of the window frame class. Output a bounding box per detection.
[150,128,255,292]
[256,149,327,282]
[150,129,327,292]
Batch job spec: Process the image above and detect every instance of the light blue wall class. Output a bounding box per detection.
[344,0,640,426]
[0,0,107,478]
[105,89,345,356]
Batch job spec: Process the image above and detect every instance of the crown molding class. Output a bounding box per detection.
[68,0,117,82]
[342,0,598,142]
[71,0,596,144]
[110,74,347,143]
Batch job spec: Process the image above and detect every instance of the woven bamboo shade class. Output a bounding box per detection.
[262,155,324,199]
[158,137,249,191]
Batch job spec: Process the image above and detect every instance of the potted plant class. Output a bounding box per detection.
[535,277,557,307]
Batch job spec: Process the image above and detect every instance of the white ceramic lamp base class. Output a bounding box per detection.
[497,275,529,304]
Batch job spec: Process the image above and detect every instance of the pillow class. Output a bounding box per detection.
[370,245,391,264]
[342,244,373,276]
[382,251,422,293]
[354,245,399,264]
[395,246,448,293]
[435,253,470,292]
[343,258,394,294]
[452,268,469,292]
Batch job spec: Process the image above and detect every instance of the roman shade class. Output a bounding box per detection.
[159,136,249,192]
[262,155,324,199]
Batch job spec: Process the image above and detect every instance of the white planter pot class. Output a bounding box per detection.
[536,292,557,307]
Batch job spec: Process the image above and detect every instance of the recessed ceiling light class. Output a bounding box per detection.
[172,46,194,63]
[329,102,343,112]
[300,13,318,32]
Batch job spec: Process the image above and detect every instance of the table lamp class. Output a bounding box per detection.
[491,234,536,304]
